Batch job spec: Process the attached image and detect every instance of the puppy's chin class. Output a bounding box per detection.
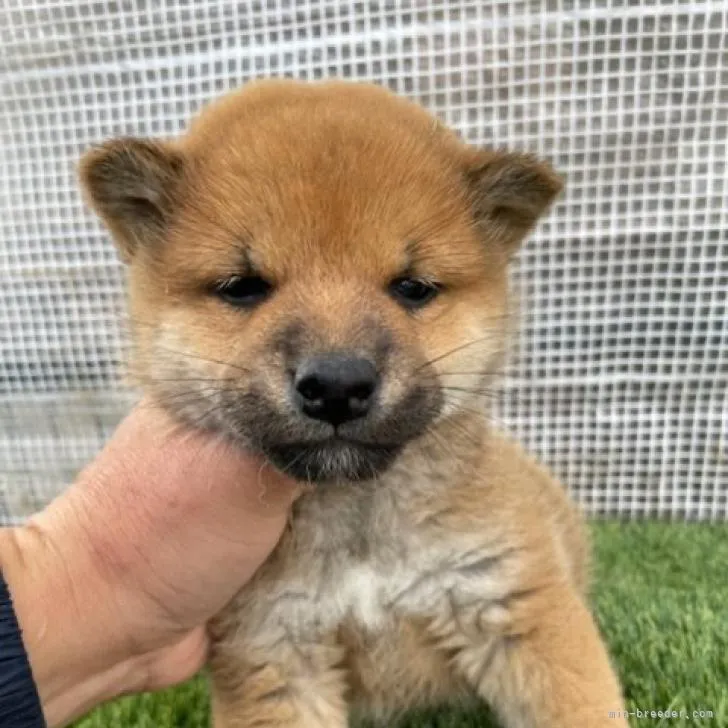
[265,440,401,483]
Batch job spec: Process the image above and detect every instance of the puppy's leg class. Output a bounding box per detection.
[449,582,627,728]
[209,639,348,728]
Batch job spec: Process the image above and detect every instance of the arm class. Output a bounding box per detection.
[0,401,298,728]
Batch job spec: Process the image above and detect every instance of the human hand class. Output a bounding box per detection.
[0,400,299,727]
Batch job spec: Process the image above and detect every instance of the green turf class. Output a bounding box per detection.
[75,522,728,728]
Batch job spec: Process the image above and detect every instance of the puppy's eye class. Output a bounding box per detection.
[388,277,441,309]
[215,276,272,308]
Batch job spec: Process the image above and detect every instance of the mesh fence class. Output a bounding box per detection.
[1,1,726,523]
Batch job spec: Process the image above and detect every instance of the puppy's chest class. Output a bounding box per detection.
[254,487,515,640]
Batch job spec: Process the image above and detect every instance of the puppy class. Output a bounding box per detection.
[80,80,626,728]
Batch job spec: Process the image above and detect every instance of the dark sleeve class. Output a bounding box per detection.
[0,571,46,728]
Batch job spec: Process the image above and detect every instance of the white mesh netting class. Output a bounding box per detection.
[1,1,726,523]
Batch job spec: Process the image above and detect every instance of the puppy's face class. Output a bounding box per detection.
[81,80,561,483]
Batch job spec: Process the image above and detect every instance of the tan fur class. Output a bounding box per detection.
[80,79,626,727]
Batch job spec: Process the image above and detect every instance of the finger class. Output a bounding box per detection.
[134,626,209,693]
[79,397,301,518]
[62,395,300,562]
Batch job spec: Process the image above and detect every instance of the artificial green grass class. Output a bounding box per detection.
[75,522,728,727]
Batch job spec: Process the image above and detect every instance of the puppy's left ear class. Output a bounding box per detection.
[465,150,563,254]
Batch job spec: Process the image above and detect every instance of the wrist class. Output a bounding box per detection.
[0,517,137,727]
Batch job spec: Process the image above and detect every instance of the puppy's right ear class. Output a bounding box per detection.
[79,138,185,262]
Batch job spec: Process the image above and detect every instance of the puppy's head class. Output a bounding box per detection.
[80,80,561,483]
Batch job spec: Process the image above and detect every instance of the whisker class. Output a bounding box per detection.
[437,386,500,397]
[143,376,244,385]
[278,447,310,480]
[415,332,507,373]
[179,399,238,433]
[147,387,230,404]
[145,390,223,411]
[441,419,483,448]
[439,405,486,435]
[142,344,252,375]
[426,425,462,461]
[122,316,254,375]
[449,404,510,431]
[417,383,501,403]
[433,368,516,377]
[136,395,231,433]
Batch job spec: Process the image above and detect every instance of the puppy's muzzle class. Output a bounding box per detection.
[293,354,379,427]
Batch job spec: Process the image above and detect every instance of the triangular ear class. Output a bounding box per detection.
[79,138,185,262]
[465,150,563,254]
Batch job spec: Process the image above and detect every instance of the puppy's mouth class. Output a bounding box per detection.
[265,438,401,483]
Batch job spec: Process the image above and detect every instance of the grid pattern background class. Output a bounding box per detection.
[1,1,726,523]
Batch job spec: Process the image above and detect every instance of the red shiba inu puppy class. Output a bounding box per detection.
[80,80,626,728]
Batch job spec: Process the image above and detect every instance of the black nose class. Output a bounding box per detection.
[294,355,379,426]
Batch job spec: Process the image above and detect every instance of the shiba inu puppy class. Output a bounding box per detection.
[80,80,626,728]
